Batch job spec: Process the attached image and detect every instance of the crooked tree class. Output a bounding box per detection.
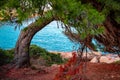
[0,0,119,68]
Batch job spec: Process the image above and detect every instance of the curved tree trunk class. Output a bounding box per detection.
[13,17,54,68]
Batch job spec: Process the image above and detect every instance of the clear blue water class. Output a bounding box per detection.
[0,19,77,52]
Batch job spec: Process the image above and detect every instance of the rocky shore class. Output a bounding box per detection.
[50,51,120,64]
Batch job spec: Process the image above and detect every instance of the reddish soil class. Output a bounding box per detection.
[86,63,120,80]
[0,63,120,80]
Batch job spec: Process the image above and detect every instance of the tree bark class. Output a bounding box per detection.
[13,17,54,68]
[94,13,120,52]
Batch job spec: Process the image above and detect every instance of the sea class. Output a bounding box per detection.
[0,18,78,52]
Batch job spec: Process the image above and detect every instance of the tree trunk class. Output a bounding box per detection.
[94,13,120,52]
[13,17,54,68]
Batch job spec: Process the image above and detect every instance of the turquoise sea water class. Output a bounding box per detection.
[0,19,77,52]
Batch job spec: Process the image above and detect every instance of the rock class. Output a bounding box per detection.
[106,54,119,58]
[100,54,120,63]
[92,51,102,56]
[99,56,112,63]
[82,53,90,57]
[51,64,60,67]
[81,52,94,60]
[90,57,98,63]
[50,51,77,59]
[60,52,75,59]
[114,57,120,61]
[81,51,102,60]
[105,54,120,62]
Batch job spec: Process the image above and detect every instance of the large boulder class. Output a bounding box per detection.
[81,52,94,60]
[91,51,102,56]
[60,52,73,59]
[99,54,120,63]
[99,56,112,63]
[90,57,98,63]
[49,51,74,59]
[106,54,120,62]
[51,64,60,67]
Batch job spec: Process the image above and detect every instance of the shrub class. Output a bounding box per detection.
[54,52,88,80]
[114,60,120,64]
[30,44,48,56]
[0,44,65,66]
[30,44,65,66]
[0,49,14,66]
[45,53,64,66]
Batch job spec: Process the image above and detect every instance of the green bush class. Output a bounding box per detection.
[43,52,64,66]
[30,44,65,66]
[30,44,48,56]
[0,49,14,66]
[114,60,120,64]
[0,45,65,66]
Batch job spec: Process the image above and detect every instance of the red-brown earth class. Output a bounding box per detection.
[0,62,120,80]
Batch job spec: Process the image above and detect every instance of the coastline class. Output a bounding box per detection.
[49,51,75,59]
[49,51,120,64]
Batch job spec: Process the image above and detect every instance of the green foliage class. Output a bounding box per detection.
[30,0,47,13]
[0,9,13,21]
[0,0,105,38]
[1,0,119,53]
[69,4,105,39]
[22,27,28,31]
[0,0,8,9]
[114,11,120,24]
[30,45,64,66]
[0,45,64,66]
[98,0,120,11]
[0,44,64,66]
[17,8,29,24]
[97,0,120,23]
[51,0,105,40]
[46,53,64,65]
[114,60,120,64]
[5,0,20,8]
[33,11,53,27]
[0,49,14,66]
[30,44,48,56]
[87,8,105,25]
[52,0,81,18]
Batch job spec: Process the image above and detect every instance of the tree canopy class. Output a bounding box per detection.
[0,0,105,47]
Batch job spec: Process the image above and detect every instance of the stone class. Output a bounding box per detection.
[90,57,98,63]
[99,56,111,63]
[114,57,120,61]
[51,64,60,67]
[92,51,102,56]
[60,52,77,59]
[105,54,120,62]
[82,52,94,60]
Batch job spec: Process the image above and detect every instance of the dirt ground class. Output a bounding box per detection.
[0,63,120,80]
[85,63,120,80]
